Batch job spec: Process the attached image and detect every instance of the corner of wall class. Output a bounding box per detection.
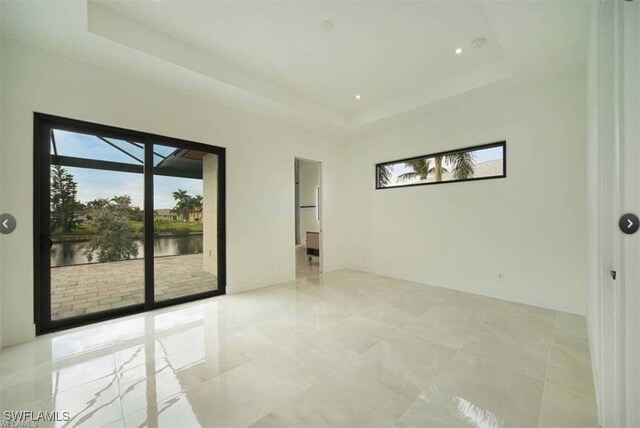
[226,273,295,295]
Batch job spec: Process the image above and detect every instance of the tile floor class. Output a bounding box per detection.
[0,269,598,427]
[295,245,320,279]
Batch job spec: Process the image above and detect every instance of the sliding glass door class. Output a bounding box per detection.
[152,143,219,302]
[34,114,226,333]
[48,130,146,321]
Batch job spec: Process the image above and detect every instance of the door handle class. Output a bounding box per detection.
[42,236,53,252]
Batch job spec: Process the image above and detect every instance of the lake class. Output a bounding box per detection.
[51,234,203,267]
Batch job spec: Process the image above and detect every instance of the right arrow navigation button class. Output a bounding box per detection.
[619,213,640,235]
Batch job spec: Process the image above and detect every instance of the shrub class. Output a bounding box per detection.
[83,204,138,262]
[173,225,191,236]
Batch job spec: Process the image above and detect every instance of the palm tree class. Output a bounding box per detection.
[446,151,476,180]
[191,195,203,209]
[397,159,433,182]
[388,149,478,185]
[172,189,188,202]
[397,151,476,183]
[432,151,477,182]
[434,156,444,182]
[378,165,393,186]
[397,158,448,183]
[172,189,190,221]
[86,198,110,210]
[111,195,132,210]
[186,195,203,222]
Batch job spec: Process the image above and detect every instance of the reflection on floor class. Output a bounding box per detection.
[2,270,597,427]
[295,245,319,279]
[51,254,217,320]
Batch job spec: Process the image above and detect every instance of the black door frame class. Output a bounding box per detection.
[33,113,226,334]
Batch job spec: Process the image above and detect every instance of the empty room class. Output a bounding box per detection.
[0,0,638,427]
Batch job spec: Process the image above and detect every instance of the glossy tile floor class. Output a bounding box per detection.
[0,270,598,427]
[295,245,320,279]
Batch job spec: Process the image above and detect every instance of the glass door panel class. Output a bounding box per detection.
[153,144,218,302]
[49,129,145,320]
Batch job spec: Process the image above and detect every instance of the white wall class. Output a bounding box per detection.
[345,73,588,314]
[586,1,603,419]
[0,38,348,347]
[298,159,320,245]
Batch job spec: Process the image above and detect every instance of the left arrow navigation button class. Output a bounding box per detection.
[0,213,17,234]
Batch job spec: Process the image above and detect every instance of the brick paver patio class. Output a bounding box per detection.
[51,254,217,320]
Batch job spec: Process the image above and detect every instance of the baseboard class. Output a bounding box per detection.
[0,323,37,348]
[321,263,349,274]
[348,264,585,315]
[227,273,294,295]
[226,261,351,295]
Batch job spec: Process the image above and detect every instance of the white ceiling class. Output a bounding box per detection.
[1,0,593,139]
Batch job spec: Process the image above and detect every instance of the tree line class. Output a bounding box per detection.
[51,165,203,262]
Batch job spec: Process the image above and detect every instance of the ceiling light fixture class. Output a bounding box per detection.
[455,47,464,55]
[355,94,362,100]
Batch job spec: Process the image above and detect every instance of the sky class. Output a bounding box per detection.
[53,130,203,210]
[384,145,503,185]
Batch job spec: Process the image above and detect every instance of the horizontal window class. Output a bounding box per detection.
[376,141,506,189]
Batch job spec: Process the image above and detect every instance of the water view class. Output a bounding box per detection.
[51,234,203,267]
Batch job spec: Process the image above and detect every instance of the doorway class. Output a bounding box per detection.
[294,158,321,278]
[34,114,226,334]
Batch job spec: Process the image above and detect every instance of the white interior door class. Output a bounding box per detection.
[594,1,639,426]
[621,0,639,425]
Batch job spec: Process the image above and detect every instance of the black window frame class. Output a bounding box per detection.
[34,113,227,335]
[375,141,507,190]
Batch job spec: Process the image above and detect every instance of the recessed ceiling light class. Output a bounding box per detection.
[455,47,464,55]
[320,20,334,32]
[355,94,362,100]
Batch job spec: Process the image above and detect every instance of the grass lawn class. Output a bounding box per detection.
[52,223,97,237]
[147,220,203,235]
